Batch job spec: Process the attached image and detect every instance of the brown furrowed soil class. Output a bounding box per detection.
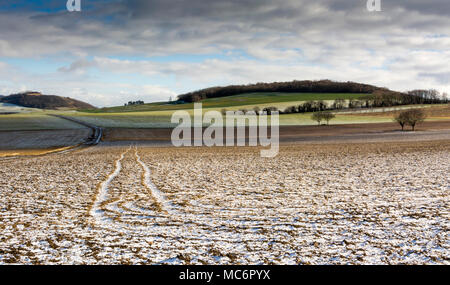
[101,120,450,146]
[0,129,91,150]
[0,140,448,264]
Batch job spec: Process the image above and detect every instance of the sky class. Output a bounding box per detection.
[0,0,449,107]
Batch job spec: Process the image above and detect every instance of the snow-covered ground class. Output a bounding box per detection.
[0,103,39,113]
[0,141,448,264]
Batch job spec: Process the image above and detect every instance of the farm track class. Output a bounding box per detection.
[89,145,176,230]
[86,145,252,245]
[89,146,130,225]
[49,115,103,145]
[0,141,449,264]
[0,114,102,159]
[134,147,174,214]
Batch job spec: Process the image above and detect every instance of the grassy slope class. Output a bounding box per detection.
[70,92,371,128]
[3,107,448,130]
[2,92,448,130]
[59,109,394,128]
[0,112,88,131]
[64,104,450,128]
[0,103,40,113]
[84,93,369,113]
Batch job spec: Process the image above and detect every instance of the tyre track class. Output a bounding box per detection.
[134,146,175,215]
[89,146,131,224]
[89,145,175,230]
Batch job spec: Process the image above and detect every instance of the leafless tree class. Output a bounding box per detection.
[405,109,426,131]
[395,109,426,131]
[321,111,336,125]
[394,111,408,131]
[332,98,346,109]
[311,112,323,125]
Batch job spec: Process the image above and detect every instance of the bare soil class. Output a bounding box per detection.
[102,120,450,144]
[0,129,92,150]
[2,120,450,152]
[0,140,448,264]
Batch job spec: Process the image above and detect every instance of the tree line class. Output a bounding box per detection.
[283,89,447,113]
[124,100,144,106]
[177,80,383,103]
[176,80,448,110]
[221,88,446,117]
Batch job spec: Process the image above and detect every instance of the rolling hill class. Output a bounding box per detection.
[0,91,96,110]
[85,92,369,113]
[85,80,404,113]
[176,80,396,103]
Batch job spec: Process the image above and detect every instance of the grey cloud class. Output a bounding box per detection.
[58,58,95,73]
[1,0,449,106]
[1,0,449,58]
[420,72,450,85]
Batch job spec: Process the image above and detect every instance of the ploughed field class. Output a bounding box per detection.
[0,141,449,264]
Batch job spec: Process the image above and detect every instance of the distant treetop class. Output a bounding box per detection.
[176,80,392,103]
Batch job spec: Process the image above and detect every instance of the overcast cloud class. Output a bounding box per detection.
[0,0,449,106]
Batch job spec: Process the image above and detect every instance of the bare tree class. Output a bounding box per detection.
[314,100,327,111]
[394,111,407,131]
[405,109,426,131]
[262,106,278,115]
[395,109,426,131]
[332,98,345,110]
[349,99,362,109]
[311,112,323,125]
[321,111,336,125]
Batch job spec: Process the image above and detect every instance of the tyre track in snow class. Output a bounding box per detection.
[88,145,250,248]
[89,146,131,224]
[89,145,175,230]
[134,146,175,215]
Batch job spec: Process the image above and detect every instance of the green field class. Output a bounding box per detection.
[64,103,449,128]
[84,93,369,113]
[0,108,445,130]
[1,93,447,130]
[63,111,174,128]
[0,103,40,113]
[0,112,87,131]
[55,109,392,128]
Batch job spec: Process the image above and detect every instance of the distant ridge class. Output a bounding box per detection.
[0,91,96,110]
[177,80,402,103]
